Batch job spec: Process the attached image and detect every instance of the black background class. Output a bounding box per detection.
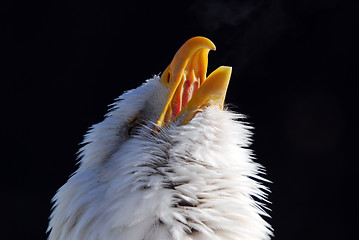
[2,0,355,239]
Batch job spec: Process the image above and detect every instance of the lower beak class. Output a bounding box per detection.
[157,37,232,127]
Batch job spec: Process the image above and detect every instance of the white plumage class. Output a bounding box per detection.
[48,37,272,240]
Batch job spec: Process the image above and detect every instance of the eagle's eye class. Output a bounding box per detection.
[126,116,144,138]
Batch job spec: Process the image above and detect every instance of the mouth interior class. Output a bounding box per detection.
[167,49,209,122]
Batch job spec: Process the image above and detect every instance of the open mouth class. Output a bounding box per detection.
[157,37,232,127]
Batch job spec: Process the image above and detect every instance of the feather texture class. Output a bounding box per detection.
[48,76,272,240]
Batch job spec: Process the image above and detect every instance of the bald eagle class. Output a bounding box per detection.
[48,37,272,240]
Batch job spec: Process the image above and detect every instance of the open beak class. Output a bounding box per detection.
[157,37,232,127]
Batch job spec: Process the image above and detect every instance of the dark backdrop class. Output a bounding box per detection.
[2,0,355,239]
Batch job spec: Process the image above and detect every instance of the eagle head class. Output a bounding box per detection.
[48,37,272,240]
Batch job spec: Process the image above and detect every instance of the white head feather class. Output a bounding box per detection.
[48,37,272,240]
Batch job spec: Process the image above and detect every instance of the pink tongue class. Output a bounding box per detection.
[182,79,199,109]
[171,79,199,120]
[171,90,182,120]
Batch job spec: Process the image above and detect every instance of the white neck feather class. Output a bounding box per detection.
[48,104,272,240]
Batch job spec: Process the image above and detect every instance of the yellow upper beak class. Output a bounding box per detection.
[157,37,232,127]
